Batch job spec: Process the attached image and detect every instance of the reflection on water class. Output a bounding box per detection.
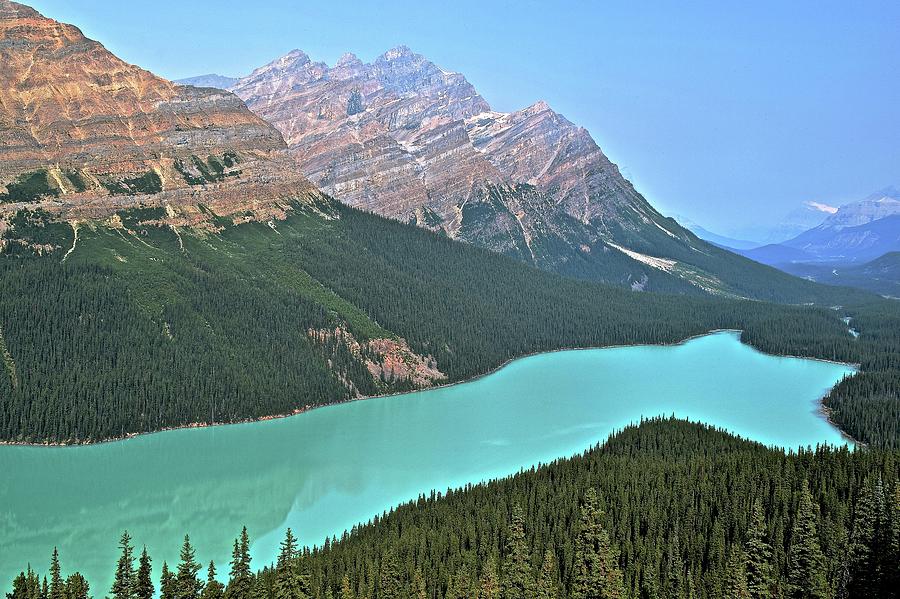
[0,332,855,590]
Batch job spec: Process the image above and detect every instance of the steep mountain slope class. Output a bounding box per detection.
[229,48,838,300]
[0,0,314,231]
[0,2,896,447]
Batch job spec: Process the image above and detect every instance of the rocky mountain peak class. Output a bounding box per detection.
[232,44,698,286]
[336,52,362,67]
[0,2,317,233]
[0,0,37,19]
[379,45,415,62]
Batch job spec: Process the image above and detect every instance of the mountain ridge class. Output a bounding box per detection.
[0,0,318,234]
[227,46,861,300]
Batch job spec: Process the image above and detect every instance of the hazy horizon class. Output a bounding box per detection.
[25,0,899,234]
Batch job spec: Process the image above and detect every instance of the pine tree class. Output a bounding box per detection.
[276,529,298,569]
[848,479,878,598]
[339,575,354,599]
[477,556,501,599]
[745,500,774,599]
[273,528,302,599]
[787,482,828,599]
[501,503,532,599]
[889,484,900,599]
[378,550,403,599]
[411,570,427,599]
[63,574,89,599]
[175,536,203,599]
[225,529,252,599]
[8,571,29,599]
[111,532,136,599]
[135,547,154,599]
[48,548,64,599]
[201,562,224,599]
[665,523,684,599]
[535,549,558,599]
[724,547,750,599]
[573,489,624,599]
[161,563,177,599]
[446,564,473,599]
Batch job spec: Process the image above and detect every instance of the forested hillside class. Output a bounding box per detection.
[9,419,899,599]
[1,199,899,446]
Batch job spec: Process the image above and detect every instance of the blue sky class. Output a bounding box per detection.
[27,0,900,235]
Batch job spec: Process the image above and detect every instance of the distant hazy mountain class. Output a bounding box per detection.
[781,252,900,297]
[733,187,900,294]
[175,74,239,89]
[673,217,762,250]
[739,187,900,265]
[811,186,900,230]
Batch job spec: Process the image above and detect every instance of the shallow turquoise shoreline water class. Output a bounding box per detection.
[0,331,855,591]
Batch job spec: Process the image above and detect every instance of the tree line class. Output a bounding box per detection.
[1,203,899,446]
[7,419,899,599]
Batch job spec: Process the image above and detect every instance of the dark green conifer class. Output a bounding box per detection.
[135,547,154,599]
[225,529,252,599]
[200,562,224,599]
[378,550,402,599]
[111,532,136,599]
[477,557,501,599]
[787,483,828,599]
[501,504,532,599]
[745,500,774,599]
[535,550,558,599]
[175,536,202,599]
[724,547,750,599]
[573,489,624,599]
[446,564,473,599]
[160,563,177,599]
[848,479,878,598]
[63,574,89,599]
[411,570,426,599]
[48,548,64,599]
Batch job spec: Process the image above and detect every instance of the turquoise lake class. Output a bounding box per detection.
[0,331,856,591]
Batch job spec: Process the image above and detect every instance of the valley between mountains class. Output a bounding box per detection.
[1,2,899,598]
[0,0,897,450]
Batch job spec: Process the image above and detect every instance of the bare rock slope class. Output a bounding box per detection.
[231,47,768,294]
[0,0,317,227]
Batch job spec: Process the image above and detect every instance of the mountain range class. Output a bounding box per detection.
[207,47,844,300]
[0,4,843,303]
[729,187,900,294]
[737,187,900,262]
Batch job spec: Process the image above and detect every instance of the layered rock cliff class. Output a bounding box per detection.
[231,46,724,292]
[0,0,316,227]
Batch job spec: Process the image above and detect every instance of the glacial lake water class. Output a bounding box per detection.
[0,331,856,591]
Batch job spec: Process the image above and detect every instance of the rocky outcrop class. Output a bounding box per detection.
[0,0,315,227]
[308,327,446,392]
[231,46,710,290]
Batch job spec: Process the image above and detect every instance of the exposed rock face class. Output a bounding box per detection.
[231,46,710,289]
[0,0,316,226]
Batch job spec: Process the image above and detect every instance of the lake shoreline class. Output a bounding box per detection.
[0,328,859,448]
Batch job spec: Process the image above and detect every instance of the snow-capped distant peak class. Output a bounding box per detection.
[804,201,838,214]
